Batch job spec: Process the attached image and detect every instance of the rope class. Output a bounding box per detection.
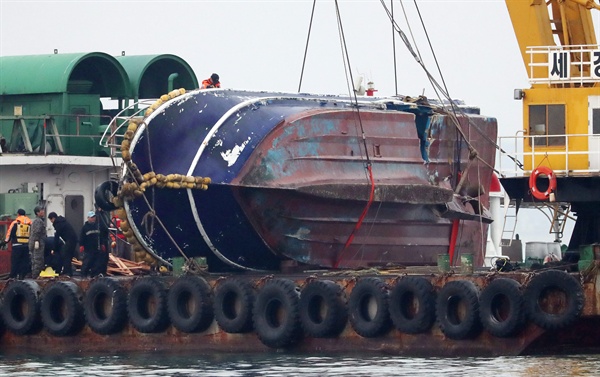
[391,0,398,95]
[378,0,524,176]
[331,0,379,268]
[114,89,211,266]
[334,165,376,268]
[141,211,155,237]
[137,184,191,263]
[298,0,317,93]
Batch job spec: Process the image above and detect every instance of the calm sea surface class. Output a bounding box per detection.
[0,353,599,376]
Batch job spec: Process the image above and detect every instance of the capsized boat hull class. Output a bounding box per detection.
[126,90,497,270]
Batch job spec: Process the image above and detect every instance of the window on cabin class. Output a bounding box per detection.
[529,104,565,147]
[593,108,600,135]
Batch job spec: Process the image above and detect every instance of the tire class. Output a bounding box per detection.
[128,277,169,333]
[84,277,128,335]
[389,276,436,334]
[348,277,391,338]
[1,280,41,335]
[41,281,84,336]
[436,280,481,340]
[479,278,525,337]
[95,180,118,211]
[523,269,584,330]
[214,278,254,333]
[253,278,301,348]
[299,280,347,338]
[168,276,214,333]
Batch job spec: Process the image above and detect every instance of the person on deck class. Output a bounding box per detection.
[95,207,111,276]
[110,214,130,259]
[29,206,47,278]
[201,73,220,89]
[48,211,78,277]
[1,209,32,279]
[79,210,110,277]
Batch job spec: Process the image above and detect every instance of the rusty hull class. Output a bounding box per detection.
[126,90,497,271]
[231,110,496,268]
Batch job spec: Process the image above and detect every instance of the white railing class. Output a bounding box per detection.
[496,132,600,177]
[527,44,600,85]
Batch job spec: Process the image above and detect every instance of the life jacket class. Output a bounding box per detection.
[6,215,32,244]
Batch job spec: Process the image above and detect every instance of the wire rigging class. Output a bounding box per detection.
[391,0,398,95]
[298,0,317,93]
[379,0,523,174]
[332,0,376,268]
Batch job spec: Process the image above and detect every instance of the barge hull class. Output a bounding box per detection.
[1,267,598,357]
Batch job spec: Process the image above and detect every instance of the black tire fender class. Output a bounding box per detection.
[41,281,84,336]
[167,276,214,333]
[479,278,525,337]
[214,278,254,333]
[1,280,41,335]
[128,277,169,333]
[348,277,391,338]
[84,277,128,335]
[299,280,347,338]
[523,269,584,330]
[95,180,118,211]
[253,278,301,348]
[389,276,436,334]
[436,280,481,340]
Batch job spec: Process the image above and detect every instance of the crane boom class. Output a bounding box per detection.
[505,0,598,80]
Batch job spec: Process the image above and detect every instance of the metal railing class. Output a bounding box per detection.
[496,132,600,177]
[527,44,600,85]
[99,99,155,153]
[0,113,114,157]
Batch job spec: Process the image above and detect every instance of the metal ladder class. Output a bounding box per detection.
[500,192,519,247]
[548,203,571,242]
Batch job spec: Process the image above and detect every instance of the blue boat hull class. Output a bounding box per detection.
[124,90,497,270]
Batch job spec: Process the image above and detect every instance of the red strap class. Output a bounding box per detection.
[448,219,460,266]
[334,164,375,268]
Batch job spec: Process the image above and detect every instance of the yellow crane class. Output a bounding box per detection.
[500,0,600,251]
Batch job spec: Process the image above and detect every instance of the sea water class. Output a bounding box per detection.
[0,353,599,376]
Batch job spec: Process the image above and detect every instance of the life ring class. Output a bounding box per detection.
[127,277,169,333]
[214,278,254,333]
[95,180,119,211]
[529,166,557,201]
[479,278,525,337]
[1,280,41,335]
[348,277,391,338]
[41,281,84,336]
[436,280,481,339]
[253,278,301,348]
[523,269,584,330]
[389,276,436,334]
[299,280,347,338]
[83,277,128,335]
[167,276,214,333]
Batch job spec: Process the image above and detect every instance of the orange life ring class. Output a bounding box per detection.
[529,166,556,200]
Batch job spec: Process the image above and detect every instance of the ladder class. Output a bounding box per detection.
[500,192,519,247]
[548,203,571,242]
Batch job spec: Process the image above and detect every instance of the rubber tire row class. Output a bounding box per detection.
[0,270,584,345]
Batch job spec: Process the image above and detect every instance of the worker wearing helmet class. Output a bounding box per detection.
[201,73,221,89]
[1,208,32,279]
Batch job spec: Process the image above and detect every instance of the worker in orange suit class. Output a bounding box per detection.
[1,208,32,279]
[201,73,220,89]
